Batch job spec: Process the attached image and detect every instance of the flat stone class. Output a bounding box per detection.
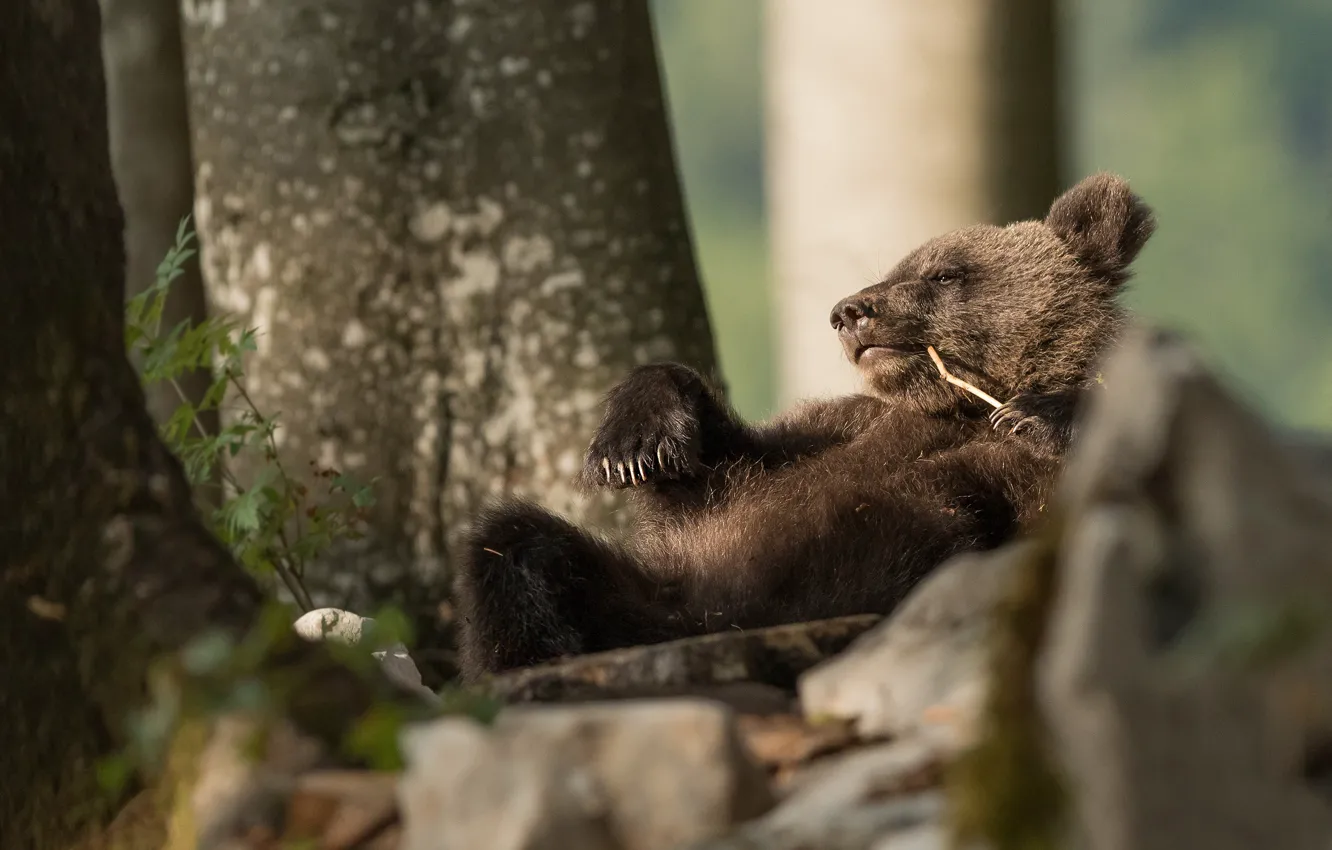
[485,615,881,704]
[870,823,948,850]
[279,770,401,849]
[798,547,1029,755]
[397,699,775,850]
[684,737,949,850]
[735,713,859,788]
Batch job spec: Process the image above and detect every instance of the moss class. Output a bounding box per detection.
[945,513,1069,850]
[160,718,212,850]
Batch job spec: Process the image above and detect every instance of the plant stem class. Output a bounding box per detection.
[227,372,314,605]
[227,374,305,540]
[272,548,315,611]
[167,376,213,441]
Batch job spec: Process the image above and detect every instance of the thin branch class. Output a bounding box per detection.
[226,372,315,611]
[227,373,308,552]
[269,542,316,612]
[166,372,254,509]
[927,345,1002,409]
[167,375,213,441]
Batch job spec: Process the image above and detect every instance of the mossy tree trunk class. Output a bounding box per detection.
[181,0,719,665]
[766,0,1063,404]
[0,1,266,845]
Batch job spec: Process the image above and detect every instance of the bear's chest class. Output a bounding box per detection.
[848,411,985,469]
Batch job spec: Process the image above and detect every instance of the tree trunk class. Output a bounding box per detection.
[101,0,219,492]
[0,2,267,844]
[181,0,719,660]
[765,0,1062,405]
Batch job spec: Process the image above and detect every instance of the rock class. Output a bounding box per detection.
[768,737,943,817]
[485,614,881,704]
[1031,328,1332,850]
[293,607,440,706]
[870,823,948,850]
[294,607,373,645]
[187,714,328,850]
[275,770,402,850]
[798,546,1031,754]
[397,699,775,850]
[735,713,859,789]
[688,794,946,850]
[683,737,947,850]
[500,681,797,717]
[374,646,437,705]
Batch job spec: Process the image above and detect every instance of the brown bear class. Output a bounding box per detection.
[454,172,1157,681]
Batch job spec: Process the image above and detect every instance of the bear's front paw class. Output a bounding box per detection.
[989,398,1046,436]
[582,365,703,489]
[988,392,1073,451]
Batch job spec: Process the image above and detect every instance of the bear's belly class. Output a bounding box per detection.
[633,434,994,627]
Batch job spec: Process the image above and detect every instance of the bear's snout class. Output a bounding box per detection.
[829,295,878,331]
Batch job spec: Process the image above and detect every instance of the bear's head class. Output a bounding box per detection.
[829,172,1157,413]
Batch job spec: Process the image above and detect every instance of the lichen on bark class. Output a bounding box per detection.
[182,0,719,658]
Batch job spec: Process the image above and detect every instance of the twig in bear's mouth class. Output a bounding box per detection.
[926,345,1002,409]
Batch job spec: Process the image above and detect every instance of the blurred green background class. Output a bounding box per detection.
[650,0,1332,428]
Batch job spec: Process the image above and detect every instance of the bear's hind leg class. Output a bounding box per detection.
[454,498,678,681]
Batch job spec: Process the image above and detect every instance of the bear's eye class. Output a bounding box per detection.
[923,270,965,284]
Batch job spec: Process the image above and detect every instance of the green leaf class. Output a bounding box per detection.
[95,753,135,796]
[343,704,407,771]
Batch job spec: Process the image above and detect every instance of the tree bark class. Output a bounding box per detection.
[101,0,220,510]
[765,0,1063,405]
[181,0,719,658]
[0,1,266,844]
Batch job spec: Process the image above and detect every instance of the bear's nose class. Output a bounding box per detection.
[829,298,876,331]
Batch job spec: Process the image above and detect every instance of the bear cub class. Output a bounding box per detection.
[455,172,1157,681]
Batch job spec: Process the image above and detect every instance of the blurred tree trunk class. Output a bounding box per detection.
[0,1,268,845]
[765,0,1063,404]
[101,0,219,509]
[182,0,718,670]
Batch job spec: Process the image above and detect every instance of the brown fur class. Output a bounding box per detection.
[454,173,1157,681]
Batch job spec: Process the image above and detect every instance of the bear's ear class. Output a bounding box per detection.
[1046,172,1157,280]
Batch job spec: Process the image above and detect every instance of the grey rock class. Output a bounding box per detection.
[870,823,948,850]
[1034,327,1332,850]
[292,607,439,705]
[189,715,327,850]
[397,699,774,850]
[685,737,954,850]
[687,794,945,850]
[767,737,940,822]
[798,545,1031,753]
[293,606,371,645]
[486,615,880,704]
[374,645,438,704]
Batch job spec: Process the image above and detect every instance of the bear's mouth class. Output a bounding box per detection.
[854,343,924,362]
